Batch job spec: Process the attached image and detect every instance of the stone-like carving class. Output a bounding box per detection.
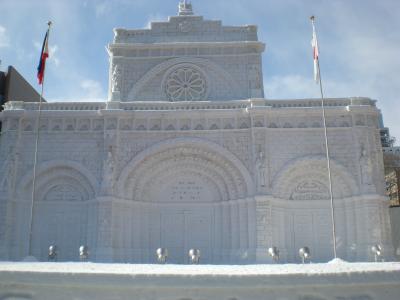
[117,138,253,202]
[335,296,373,300]
[165,65,207,101]
[0,4,392,265]
[291,180,329,200]
[255,151,266,188]
[248,64,262,97]
[44,184,85,202]
[106,119,117,130]
[178,0,194,16]
[359,143,375,192]
[179,20,192,32]
[111,64,122,101]
[0,147,18,194]
[111,65,122,93]
[101,146,115,196]
[272,156,358,200]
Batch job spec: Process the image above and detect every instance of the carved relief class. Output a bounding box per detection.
[93,119,104,131]
[51,119,62,131]
[255,151,266,188]
[0,147,18,195]
[272,156,358,200]
[111,65,122,93]
[248,64,262,98]
[64,119,75,131]
[117,139,253,201]
[248,64,262,89]
[44,184,85,202]
[290,180,329,200]
[78,119,90,131]
[164,65,207,101]
[179,20,192,33]
[129,57,239,101]
[359,143,373,188]
[8,118,19,130]
[105,118,117,130]
[101,146,115,196]
[22,120,33,131]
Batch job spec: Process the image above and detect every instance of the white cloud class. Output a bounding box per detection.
[80,79,105,100]
[95,1,109,18]
[0,25,10,48]
[145,14,167,29]
[34,41,60,67]
[265,75,320,99]
[49,45,60,67]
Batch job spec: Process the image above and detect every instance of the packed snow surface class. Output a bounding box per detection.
[0,261,399,276]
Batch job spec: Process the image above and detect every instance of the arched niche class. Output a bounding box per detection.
[17,160,98,201]
[127,57,240,101]
[116,137,254,202]
[272,155,359,200]
[14,160,97,261]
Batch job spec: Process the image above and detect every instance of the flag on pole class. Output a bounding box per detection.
[311,16,320,83]
[37,29,50,85]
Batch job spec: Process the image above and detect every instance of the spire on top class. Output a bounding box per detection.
[178,0,194,16]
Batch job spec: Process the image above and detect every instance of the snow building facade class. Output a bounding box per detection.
[0,2,393,263]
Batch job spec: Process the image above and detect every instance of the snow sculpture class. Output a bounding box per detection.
[255,151,266,188]
[165,66,207,101]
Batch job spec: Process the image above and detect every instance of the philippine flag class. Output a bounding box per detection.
[37,29,49,85]
[311,21,320,83]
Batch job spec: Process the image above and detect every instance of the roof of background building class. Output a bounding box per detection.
[0,66,44,108]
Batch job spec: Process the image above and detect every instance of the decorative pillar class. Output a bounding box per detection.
[345,201,357,261]
[94,197,114,262]
[239,199,249,263]
[230,200,240,262]
[248,197,257,262]
[213,202,223,263]
[221,201,231,263]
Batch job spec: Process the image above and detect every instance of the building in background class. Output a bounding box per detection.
[0,65,44,131]
[379,121,400,206]
[0,65,43,105]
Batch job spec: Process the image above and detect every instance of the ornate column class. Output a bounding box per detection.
[247,197,257,262]
[213,202,223,263]
[94,198,114,262]
[230,200,240,262]
[140,202,151,263]
[221,201,231,263]
[239,199,249,262]
[345,200,357,261]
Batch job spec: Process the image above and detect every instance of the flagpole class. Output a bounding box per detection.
[310,16,338,259]
[27,21,52,258]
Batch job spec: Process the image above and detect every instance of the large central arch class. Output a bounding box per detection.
[115,137,255,263]
[117,137,254,201]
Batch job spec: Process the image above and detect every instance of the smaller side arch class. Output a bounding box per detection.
[16,160,99,201]
[272,155,359,200]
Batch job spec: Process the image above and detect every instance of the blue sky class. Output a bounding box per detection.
[0,0,399,142]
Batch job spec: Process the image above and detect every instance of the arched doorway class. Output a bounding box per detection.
[116,138,255,264]
[271,156,359,262]
[14,162,96,261]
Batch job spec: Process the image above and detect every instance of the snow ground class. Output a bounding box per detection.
[1,261,400,300]
[0,260,399,275]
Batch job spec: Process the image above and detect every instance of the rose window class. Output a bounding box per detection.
[165,66,207,101]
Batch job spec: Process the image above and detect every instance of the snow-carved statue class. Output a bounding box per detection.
[111,65,122,93]
[0,147,18,195]
[359,143,374,192]
[101,145,115,196]
[248,64,262,98]
[255,151,266,188]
